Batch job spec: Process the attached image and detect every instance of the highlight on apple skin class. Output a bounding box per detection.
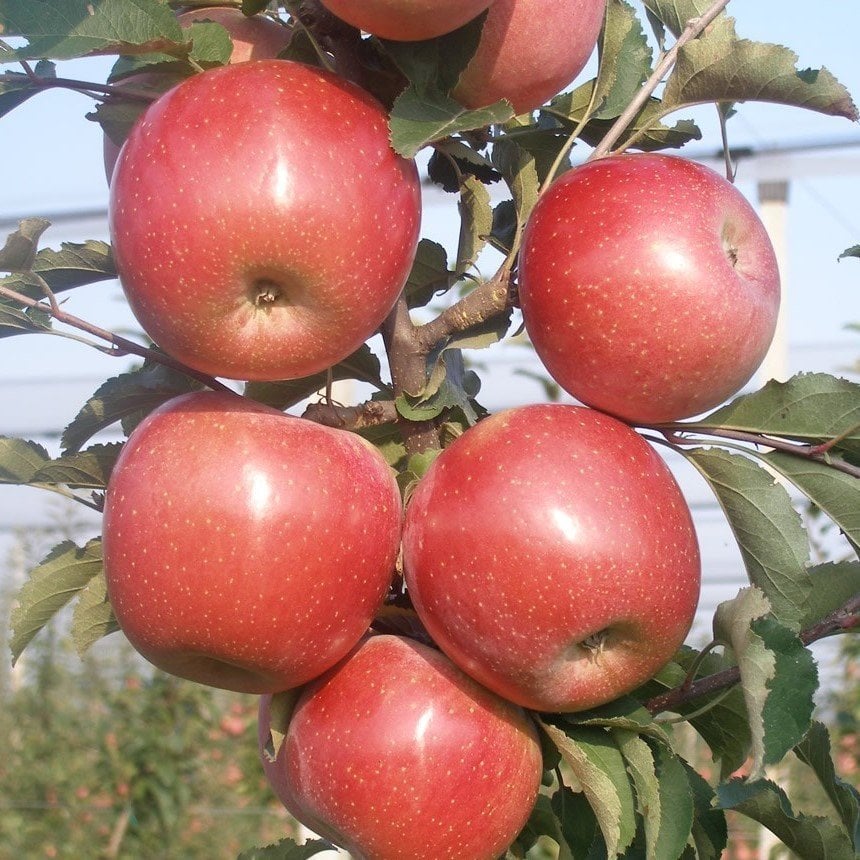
[109,59,421,381]
[519,153,781,424]
[102,391,403,694]
[402,403,701,713]
[258,634,544,860]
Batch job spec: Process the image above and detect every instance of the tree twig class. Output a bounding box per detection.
[303,398,397,430]
[645,593,860,715]
[658,424,860,479]
[0,72,158,102]
[380,296,440,455]
[0,284,233,393]
[588,0,732,161]
[413,269,513,353]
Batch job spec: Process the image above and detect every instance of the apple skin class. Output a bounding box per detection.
[402,404,701,713]
[258,634,543,860]
[453,0,606,114]
[176,6,292,63]
[519,153,781,424]
[109,59,421,381]
[319,0,493,41]
[103,8,292,181]
[102,391,402,694]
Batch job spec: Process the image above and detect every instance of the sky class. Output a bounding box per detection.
[0,0,859,671]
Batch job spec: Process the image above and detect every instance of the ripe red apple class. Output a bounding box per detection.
[402,404,701,713]
[102,390,402,694]
[519,153,781,423]
[453,0,605,114]
[258,634,543,859]
[103,8,292,181]
[319,0,493,41]
[109,59,421,381]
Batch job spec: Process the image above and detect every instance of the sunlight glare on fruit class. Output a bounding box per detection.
[245,465,274,517]
[413,706,434,749]
[550,507,581,543]
[653,243,692,275]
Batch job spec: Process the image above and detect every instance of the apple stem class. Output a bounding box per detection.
[588,0,734,162]
[644,592,860,715]
[0,283,234,394]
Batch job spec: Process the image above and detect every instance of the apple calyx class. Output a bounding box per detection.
[251,278,286,308]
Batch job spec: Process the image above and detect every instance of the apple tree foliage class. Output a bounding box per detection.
[1,0,859,857]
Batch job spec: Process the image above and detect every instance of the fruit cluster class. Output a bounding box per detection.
[99,4,780,859]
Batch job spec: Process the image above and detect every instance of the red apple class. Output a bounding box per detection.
[319,0,493,41]
[453,0,605,114]
[102,391,402,694]
[103,8,292,181]
[519,153,781,423]
[109,60,421,381]
[258,634,543,859]
[176,6,292,63]
[402,404,701,713]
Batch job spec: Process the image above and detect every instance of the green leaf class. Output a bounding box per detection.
[683,761,727,860]
[539,721,638,858]
[545,88,701,152]
[683,448,811,629]
[794,722,860,846]
[0,218,51,272]
[761,451,860,555]
[456,175,492,274]
[244,344,386,411]
[560,696,671,746]
[0,63,55,118]
[491,138,540,236]
[514,793,574,860]
[396,349,482,425]
[61,363,205,454]
[640,0,722,39]
[379,14,486,97]
[404,239,456,308]
[390,88,514,159]
[800,561,860,630]
[643,650,751,779]
[71,570,119,655]
[33,443,122,489]
[1,239,116,299]
[616,732,663,859]
[592,0,653,119]
[551,787,600,860]
[716,778,856,860]
[236,837,336,860]
[662,22,859,122]
[9,538,104,663]
[6,0,191,62]
[839,245,860,261]
[0,437,50,483]
[713,588,817,778]
[697,373,860,460]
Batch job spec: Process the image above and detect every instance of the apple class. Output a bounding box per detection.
[176,6,292,63]
[453,0,606,114]
[102,390,402,694]
[109,59,421,381]
[519,153,781,424]
[258,634,543,859]
[103,7,292,181]
[319,0,493,41]
[402,403,701,713]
